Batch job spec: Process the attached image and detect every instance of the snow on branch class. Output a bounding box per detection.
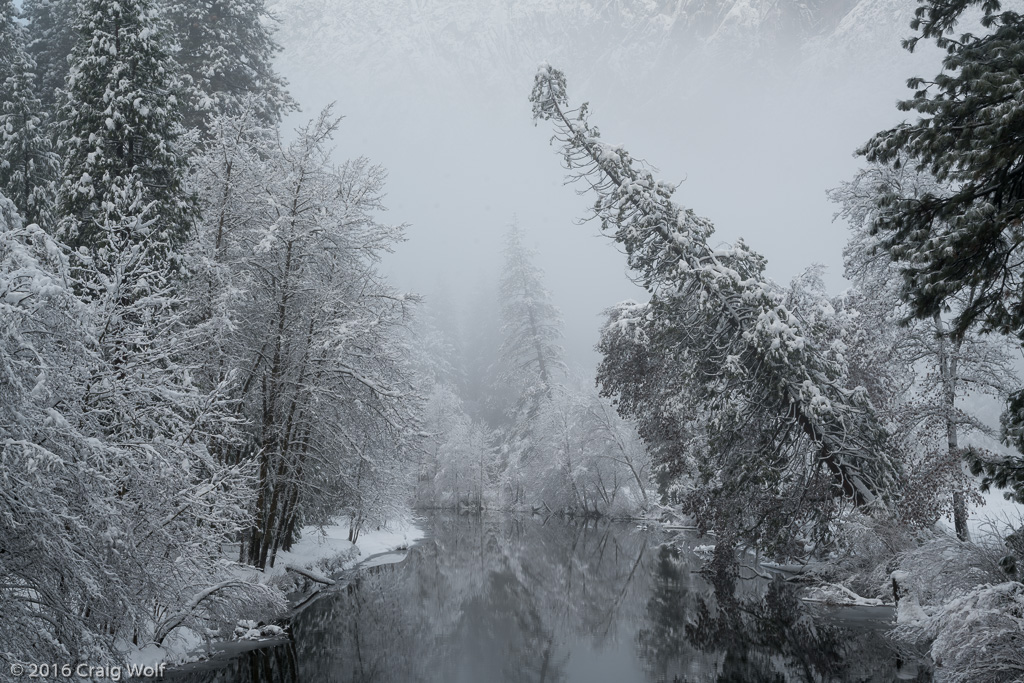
[284,564,337,585]
[529,64,899,512]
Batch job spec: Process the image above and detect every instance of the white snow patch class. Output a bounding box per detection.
[266,515,424,578]
[804,583,883,607]
[896,594,930,626]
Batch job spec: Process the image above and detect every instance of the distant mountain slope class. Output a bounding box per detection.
[268,0,915,89]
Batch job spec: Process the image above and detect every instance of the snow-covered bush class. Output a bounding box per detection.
[823,512,920,599]
[527,384,652,518]
[892,536,1010,609]
[894,581,1024,683]
[0,187,278,662]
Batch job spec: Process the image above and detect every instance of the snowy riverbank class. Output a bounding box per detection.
[128,516,425,669]
[256,514,425,583]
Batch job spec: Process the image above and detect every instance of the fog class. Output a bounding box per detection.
[268,0,947,369]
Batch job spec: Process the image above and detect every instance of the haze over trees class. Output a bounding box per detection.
[3,0,1024,677]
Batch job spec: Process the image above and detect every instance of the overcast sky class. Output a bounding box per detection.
[269,0,949,369]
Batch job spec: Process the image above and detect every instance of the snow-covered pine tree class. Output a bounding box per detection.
[21,0,78,111]
[859,1,1024,494]
[498,222,564,393]
[163,0,294,131]
[56,0,193,275]
[531,64,899,552]
[496,221,566,505]
[0,1,60,229]
[860,0,1024,337]
[0,0,16,73]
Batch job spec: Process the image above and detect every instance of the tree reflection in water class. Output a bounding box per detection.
[168,513,924,683]
[639,543,929,683]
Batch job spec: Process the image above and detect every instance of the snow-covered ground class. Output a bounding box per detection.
[262,514,425,579]
[127,516,425,668]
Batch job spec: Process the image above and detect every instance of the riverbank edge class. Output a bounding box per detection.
[154,518,426,674]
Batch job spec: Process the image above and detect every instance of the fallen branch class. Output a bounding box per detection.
[285,565,336,585]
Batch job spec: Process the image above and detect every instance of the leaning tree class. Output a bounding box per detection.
[530,65,901,553]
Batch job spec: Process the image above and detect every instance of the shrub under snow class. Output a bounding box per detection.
[894,581,1024,683]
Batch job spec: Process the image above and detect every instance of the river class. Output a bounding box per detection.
[169,513,929,682]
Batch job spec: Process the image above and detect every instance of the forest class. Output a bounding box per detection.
[2,0,1024,681]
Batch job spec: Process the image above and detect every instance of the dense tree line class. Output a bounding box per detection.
[0,0,420,665]
[8,0,1024,676]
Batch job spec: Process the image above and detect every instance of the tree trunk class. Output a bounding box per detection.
[935,313,970,541]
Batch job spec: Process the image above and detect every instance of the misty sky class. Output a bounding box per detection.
[269,0,952,369]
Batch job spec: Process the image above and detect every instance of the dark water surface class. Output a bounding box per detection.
[171,513,928,683]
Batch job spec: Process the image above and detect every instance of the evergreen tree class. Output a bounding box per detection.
[0,2,59,228]
[498,222,564,394]
[0,0,16,73]
[860,0,1024,501]
[496,221,565,505]
[531,64,899,552]
[22,0,78,112]
[861,0,1024,338]
[56,0,193,274]
[164,0,294,130]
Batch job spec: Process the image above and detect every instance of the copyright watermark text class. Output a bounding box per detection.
[9,663,167,680]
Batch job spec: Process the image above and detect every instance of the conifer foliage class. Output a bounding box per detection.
[56,0,193,271]
[861,1,1024,339]
[163,0,294,129]
[21,0,78,111]
[498,222,565,395]
[496,222,566,503]
[531,64,899,550]
[861,0,1024,501]
[0,0,59,228]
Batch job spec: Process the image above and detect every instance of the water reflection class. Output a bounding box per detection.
[170,513,925,683]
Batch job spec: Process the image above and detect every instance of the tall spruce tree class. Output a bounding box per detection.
[496,221,565,505]
[56,0,193,274]
[498,222,564,394]
[0,2,59,228]
[164,0,294,130]
[860,0,1024,502]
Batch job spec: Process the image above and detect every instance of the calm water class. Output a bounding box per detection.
[171,513,929,683]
